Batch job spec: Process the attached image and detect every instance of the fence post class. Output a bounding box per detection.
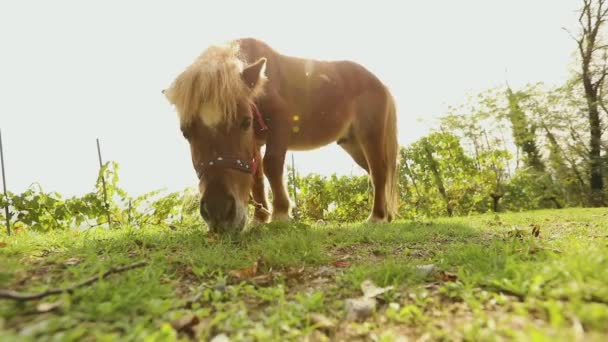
[96,138,112,228]
[0,129,10,236]
[291,153,299,219]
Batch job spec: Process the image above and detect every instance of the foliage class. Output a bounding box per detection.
[290,171,371,222]
[0,162,202,233]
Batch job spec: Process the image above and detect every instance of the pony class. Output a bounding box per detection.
[163,38,399,233]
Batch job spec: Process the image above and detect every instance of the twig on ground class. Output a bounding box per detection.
[480,283,608,305]
[0,260,148,301]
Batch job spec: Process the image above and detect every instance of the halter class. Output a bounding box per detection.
[196,103,268,179]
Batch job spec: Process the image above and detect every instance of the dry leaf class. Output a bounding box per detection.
[309,313,336,333]
[170,314,200,339]
[360,279,393,299]
[228,258,260,279]
[531,224,541,238]
[250,273,275,286]
[438,270,458,282]
[36,300,62,313]
[0,241,7,248]
[332,260,350,268]
[63,257,81,266]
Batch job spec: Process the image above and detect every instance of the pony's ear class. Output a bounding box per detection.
[241,57,267,89]
[162,88,175,105]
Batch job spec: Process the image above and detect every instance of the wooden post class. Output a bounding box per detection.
[96,138,112,227]
[291,153,298,218]
[0,129,10,236]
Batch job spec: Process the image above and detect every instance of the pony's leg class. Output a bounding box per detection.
[252,147,270,223]
[263,149,291,221]
[357,132,389,223]
[364,142,388,222]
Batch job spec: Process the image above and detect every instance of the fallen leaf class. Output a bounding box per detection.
[228,258,261,280]
[438,270,458,282]
[345,297,376,321]
[531,224,541,238]
[250,273,275,286]
[360,279,394,299]
[332,260,350,268]
[63,257,81,266]
[170,314,200,339]
[309,313,336,333]
[36,300,62,313]
[0,241,7,248]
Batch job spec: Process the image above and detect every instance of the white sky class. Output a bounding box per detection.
[0,0,581,197]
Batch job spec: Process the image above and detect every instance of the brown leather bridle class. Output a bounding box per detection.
[196,103,268,179]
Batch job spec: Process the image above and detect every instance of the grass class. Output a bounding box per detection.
[0,208,607,341]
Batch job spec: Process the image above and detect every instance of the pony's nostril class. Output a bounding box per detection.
[224,196,236,221]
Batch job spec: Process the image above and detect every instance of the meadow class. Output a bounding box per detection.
[1,208,607,341]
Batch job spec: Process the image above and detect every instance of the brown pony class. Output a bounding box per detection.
[163,38,398,233]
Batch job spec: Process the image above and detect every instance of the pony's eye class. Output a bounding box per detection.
[241,117,252,130]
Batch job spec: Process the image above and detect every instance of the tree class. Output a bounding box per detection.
[567,0,608,206]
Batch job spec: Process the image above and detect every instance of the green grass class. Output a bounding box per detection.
[0,208,607,341]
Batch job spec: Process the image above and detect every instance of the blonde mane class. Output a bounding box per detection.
[164,40,266,128]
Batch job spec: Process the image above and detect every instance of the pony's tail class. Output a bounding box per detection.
[384,88,400,221]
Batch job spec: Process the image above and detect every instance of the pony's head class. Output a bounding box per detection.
[163,42,267,234]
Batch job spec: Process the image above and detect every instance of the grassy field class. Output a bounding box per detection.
[1,208,607,341]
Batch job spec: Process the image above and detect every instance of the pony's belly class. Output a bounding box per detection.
[286,112,350,151]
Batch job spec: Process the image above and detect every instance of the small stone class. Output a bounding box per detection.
[415,264,437,277]
[210,333,230,342]
[345,297,376,321]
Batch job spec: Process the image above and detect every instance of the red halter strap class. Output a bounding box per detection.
[196,103,266,179]
[251,102,268,131]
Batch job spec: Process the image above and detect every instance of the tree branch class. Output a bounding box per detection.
[0,261,147,301]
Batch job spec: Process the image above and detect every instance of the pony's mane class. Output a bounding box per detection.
[164,40,266,128]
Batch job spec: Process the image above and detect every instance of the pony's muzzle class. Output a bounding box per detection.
[200,194,235,222]
[200,193,240,232]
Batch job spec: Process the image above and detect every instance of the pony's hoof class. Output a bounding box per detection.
[367,215,389,224]
[252,216,270,225]
[272,212,291,222]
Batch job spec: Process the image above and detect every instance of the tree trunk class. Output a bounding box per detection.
[490,193,502,212]
[422,139,453,217]
[575,0,607,206]
[587,93,605,205]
